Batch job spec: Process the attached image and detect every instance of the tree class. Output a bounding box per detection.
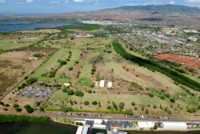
[64,107,73,112]
[58,59,67,66]
[75,90,84,97]
[26,77,37,85]
[63,88,74,95]
[92,101,98,106]
[112,102,118,110]
[24,105,34,113]
[131,102,136,106]
[119,102,125,110]
[84,101,90,106]
[13,104,22,112]
[170,97,176,103]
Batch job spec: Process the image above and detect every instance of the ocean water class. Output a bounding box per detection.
[0,19,72,32]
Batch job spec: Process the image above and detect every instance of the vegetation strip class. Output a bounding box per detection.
[112,41,200,91]
[0,114,49,123]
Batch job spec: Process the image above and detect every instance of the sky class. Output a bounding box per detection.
[0,0,200,14]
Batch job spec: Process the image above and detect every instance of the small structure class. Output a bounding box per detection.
[137,121,155,129]
[96,80,113,89]
[99,80,105,88]
[184,29,199,34]
[111,128,128,134]
[107,81,113,88]
[161,27,178,36]
[76,126,83,134]
[82,126,89,134]
[64,83,71,87]
[188,36,198,42]
[73,32,94,38]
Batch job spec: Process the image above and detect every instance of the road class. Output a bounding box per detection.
[1,111,200,123]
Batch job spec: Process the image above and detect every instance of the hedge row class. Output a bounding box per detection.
[112,41,200,91]
[0,114,49,124]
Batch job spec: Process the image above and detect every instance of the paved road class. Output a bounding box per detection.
[1,111,200,123]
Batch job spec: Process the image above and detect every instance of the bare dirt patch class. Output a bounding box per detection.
[0,49,50,97]
[154,53,200,69]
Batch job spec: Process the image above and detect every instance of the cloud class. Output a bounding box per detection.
[0,0,6,4]
[73,0,85,2]
[72,0,97,3]
[186,0,200,4]
[27,0,33,2]
[169,0,175,4]
[16,0,34,3]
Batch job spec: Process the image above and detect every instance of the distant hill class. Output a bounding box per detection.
[106,5,200,15]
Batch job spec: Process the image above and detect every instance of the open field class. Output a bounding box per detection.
[0,31,49,51]
[39,37,200,118]
[0,23,200,119]
[0,49,53,97]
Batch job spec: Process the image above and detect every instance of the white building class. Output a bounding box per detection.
[64,83,70,87]
[93,124,106,129]
[161,122,187,130]
[76,126,83,134]
[137,121,155,129]
[82,126,89,134]
[188,36,198,42]
[107,81,113,89]
[99,80,105,88]
[96,80,113,89]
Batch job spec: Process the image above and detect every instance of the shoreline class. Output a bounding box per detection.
[1,114,200,133]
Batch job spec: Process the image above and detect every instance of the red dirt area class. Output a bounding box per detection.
[154,53,200,69]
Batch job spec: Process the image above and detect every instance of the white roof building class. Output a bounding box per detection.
[96,80,113,89]
[138,121,155,129]
[82,126,89,134]
[188,36,198,42]
[99,80,105,88]
[107,81,113,89]
[64,83,70,87]
[76,126,83,134]
[161,122,187,130]
[93,124,106,129]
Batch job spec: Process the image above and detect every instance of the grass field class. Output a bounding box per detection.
[1,27,200,118]
[112,41,200,91]
[41,36,200,118]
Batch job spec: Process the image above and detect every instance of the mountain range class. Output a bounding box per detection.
[108,5,200,15]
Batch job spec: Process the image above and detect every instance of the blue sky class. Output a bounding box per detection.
[0,0,200,14]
